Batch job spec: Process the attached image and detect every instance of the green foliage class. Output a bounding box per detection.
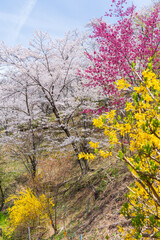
[0,212,8,227]
[118,151,123,160]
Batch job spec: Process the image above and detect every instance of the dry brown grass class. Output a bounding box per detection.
[38,150,133,240]
[4,144,134,240]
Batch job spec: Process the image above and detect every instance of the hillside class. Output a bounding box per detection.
[0,1,159,239]
[0,148,133,240]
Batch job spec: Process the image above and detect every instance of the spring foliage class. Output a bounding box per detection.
[81,0,160,113]
[79,65,160,239]
[5,189,54,237]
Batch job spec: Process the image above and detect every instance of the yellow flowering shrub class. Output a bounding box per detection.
[79,65,160,239]
[5,188,55,238]
[115,78,131,90]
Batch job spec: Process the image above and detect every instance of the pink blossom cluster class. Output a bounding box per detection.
[82,0,160,113]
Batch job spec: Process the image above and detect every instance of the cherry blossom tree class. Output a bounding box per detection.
[0,31,100,175]
[0,63,43,178]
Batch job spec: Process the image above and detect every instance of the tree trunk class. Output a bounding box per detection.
[52,105,86,174]
[0,181,4,211]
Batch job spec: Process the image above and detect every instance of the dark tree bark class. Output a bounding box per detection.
[0,180,4,211]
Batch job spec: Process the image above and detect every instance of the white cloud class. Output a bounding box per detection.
[13,0,37,44]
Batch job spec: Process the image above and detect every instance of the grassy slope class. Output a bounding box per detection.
[1,147,133,240]
[48,154,133,240]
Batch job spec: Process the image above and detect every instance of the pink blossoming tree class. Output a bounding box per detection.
[81,0,160,113]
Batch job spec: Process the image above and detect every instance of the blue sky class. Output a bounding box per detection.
[0,0,154,46]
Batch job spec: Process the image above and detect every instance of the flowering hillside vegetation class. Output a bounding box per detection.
[0,0,159,239]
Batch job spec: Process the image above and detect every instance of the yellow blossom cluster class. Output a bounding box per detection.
[92,115,104,128]
[108,69,160,239]
[89,141,99,149]
[115,78,131,90]
[99,149,112,158]
[79,68,160,239]
[78,152,96,161]
[5,189,54,237]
